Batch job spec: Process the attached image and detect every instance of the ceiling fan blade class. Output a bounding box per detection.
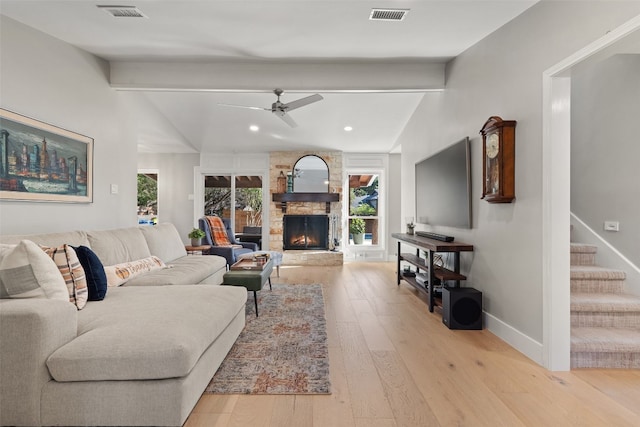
[274,111,298,128]
[282,94,323,112]
[217,103,269,111]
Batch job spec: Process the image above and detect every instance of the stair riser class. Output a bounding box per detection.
[571,352,640,369]
[570,253,596,266]
[570,279,625,294]
[571,312,640,329]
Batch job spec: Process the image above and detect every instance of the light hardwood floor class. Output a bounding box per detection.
[185,262,640,427]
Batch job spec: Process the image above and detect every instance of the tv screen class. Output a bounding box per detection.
[415,137,471,229]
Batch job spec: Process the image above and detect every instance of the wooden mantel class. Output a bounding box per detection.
[272,192,340,213]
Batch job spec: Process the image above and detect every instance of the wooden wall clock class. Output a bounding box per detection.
[480,116,517,203]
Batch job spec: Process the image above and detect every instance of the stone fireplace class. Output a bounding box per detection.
[269,151,343,266]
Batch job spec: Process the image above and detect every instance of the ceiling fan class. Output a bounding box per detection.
[217,88,323,128]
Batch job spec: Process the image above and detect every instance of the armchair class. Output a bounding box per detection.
[198,216,258,266]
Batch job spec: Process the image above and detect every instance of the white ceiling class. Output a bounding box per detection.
[0,0,539,154]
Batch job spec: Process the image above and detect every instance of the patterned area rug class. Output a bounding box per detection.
[205,283,331,394]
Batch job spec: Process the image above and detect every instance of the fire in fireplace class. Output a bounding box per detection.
[283,215,329,250]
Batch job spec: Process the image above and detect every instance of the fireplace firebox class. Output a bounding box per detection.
[283,214,329,250]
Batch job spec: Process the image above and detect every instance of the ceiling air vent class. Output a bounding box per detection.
[97,5,148,18]
[369,8,409,22]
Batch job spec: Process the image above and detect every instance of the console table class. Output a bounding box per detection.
[392,233,473,312]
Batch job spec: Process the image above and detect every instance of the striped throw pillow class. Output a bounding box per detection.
[41,244,89,310]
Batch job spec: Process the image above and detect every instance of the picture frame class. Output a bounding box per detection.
[0,108,93,203]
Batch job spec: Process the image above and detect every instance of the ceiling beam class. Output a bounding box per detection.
[110,60,445,92]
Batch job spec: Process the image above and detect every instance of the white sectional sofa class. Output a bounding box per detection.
[0,223,246,427]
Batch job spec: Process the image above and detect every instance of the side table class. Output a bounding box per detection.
[185,245,211,255]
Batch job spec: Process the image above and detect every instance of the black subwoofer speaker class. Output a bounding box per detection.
[442,287,483,330]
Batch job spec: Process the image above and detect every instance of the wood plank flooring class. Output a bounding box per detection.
[185,262,640,427]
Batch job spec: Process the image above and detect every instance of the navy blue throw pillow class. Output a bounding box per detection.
[72,245,107,301]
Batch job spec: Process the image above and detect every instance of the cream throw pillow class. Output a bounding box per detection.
[0,240,68,301]
[104,256,166,287]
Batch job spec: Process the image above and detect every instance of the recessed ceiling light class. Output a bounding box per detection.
[344,126,353,132]
[249,125,259,132]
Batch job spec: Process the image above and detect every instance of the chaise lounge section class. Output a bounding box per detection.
[0,223,246,426]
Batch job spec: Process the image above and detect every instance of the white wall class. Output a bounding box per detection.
[571,54,640,267]
[137,153,200,243]
[387,153,402,260]
[0,16,138,234]
[396,1,640,358]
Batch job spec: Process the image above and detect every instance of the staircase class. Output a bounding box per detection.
[570,243,640,368]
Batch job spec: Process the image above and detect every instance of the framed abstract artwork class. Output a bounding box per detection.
[0,108,93,203]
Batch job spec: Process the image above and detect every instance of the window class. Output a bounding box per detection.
[348,174,379,245]
[137,172,157,225]
[203,174,264,247]
[204,175,231,220]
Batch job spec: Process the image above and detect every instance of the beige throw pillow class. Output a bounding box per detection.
[0,240,68,301]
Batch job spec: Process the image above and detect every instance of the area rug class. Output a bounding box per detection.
[205,283,331,394]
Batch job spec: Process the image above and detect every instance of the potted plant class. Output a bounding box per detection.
[188,228,206,246]
[349,218,366,245]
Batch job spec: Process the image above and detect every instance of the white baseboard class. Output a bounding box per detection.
[484,312,544,366]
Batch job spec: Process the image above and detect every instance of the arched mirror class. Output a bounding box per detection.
[292,155,329,193]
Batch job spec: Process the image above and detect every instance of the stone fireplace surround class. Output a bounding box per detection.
[269,151,343,266]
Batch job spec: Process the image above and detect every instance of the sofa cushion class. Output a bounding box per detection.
[123,255,226,286]
[0,240,68,301]
[140,223,187,263]
[46,285,247,381]
[87,228,151,266]
[0,230,90,247]
[40,244,88,309]
[72,246,108,301]
[104,256,166,287]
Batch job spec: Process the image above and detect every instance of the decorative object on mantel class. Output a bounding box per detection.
[480,116,517,203]
[277,171,287,193]
[188,228,205,246]
[206,283,330,394]
[292,155,329,193]
[405,216,415,235]
[286,171,293,193]
[0,108,94,203]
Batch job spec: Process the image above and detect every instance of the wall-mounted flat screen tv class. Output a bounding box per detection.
[415,137,471,229]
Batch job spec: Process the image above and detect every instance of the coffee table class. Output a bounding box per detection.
[222,259,273,316]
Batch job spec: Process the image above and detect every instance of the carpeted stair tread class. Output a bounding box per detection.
[570,243,598,253]
[570,265,626,280]
[571,293,640,312]
[571,327,640,353]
